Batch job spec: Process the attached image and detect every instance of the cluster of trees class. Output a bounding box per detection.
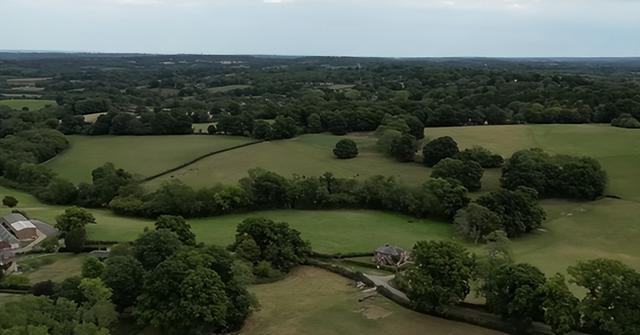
[109,169,471,221]
[55,207,96,252]
[501,149,607,200]
[0,273,119,334]
[229,217,310,280]
[399,239,640,335]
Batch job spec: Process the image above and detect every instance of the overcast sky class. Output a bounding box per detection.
[1,0,639,57]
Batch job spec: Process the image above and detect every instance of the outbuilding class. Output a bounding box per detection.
[1,213,38,241]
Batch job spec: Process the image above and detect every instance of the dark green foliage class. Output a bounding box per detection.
[102,255,145,309]
[270,115,298,139]
[64,228,87,253]
[135,247,253,334]
[81,257,105,279]
[455,146,504,168]
[453,203,501,244]
[405,241,476,312]
[207,124,217,134]
[133,229,183,270]
[37,178,78,205]
[568,259,640,335]
[333,139,358,159]
[403,115,425,139]
[476,187,546,237]
[31,280,56,297]
[431,158,483,191]
[2,196,18,208]
[327,113,348,135]
[481,262,546,332]
[251,120,272,139]
[410,178,470,219]
[306,113,324,133]
[55,206,96,235]
[231,217,310,273]
[240,168,291,209]
[155,215,196,245]
[541,274,580,335]
[501,149,607,200]
[611,113,640,129]
[55,276,85,304]
[390,133,417,162]
[78,162,134,207]
[422,136,460,167]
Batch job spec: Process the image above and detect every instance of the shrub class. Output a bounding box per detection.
[333,139,358,159]
[2,196,18,208]
[611,113,640,129]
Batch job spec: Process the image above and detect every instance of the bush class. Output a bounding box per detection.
[31,280,56,297]
[389,134,417,162]
[611,113,640,129]
[422,136,459,167]
[2,196,18,208]
[333,139,358,159]
[253,260,283,279]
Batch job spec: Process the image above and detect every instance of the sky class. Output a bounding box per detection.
[1,0,639,57]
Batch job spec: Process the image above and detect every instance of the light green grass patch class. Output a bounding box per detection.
[19,253,88,283]
[45,135,254,183]
[207,85,251,93]
[0,99,56,111]
[242,266,504,335]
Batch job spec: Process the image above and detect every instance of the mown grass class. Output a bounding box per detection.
[45,135,254,183]
[242,266,504,335]
[0,99,56,111]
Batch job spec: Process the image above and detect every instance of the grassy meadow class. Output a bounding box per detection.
[242,266,504,335]
[19,253,88,283]
[45,135,254,183]
[3,123,640,277]
[0,99,56,111]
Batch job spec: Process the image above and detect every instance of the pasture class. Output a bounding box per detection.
[242,266,504,335]
[0,99,56,111]
[45,135,254,183]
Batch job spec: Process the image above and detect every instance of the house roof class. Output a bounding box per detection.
[375,245,405,257]
[0,224,19,245]
[1,213,28,224]
[10,220,36,231]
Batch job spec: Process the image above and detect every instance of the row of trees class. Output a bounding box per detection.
[399,239,640,335]
[109,169,471,221]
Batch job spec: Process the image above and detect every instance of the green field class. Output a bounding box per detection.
[145,133,457,189]
[145,124,639,201]
[207,84,251,93]
[0,99,56,111]
[19,253,88,283]
[242,266,503,335]
[6,123,640,277]
[45,135,254,183]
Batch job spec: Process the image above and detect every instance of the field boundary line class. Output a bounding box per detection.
[142,139,265,182]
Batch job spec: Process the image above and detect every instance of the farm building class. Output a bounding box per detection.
[1,213,38,241]
[0,224,20,250]
[373,244,409,267]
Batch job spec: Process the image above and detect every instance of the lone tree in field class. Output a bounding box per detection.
[422,136,460,167]
[405,241,476,312]
[333,139,358,159]
[2,196,18,208]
